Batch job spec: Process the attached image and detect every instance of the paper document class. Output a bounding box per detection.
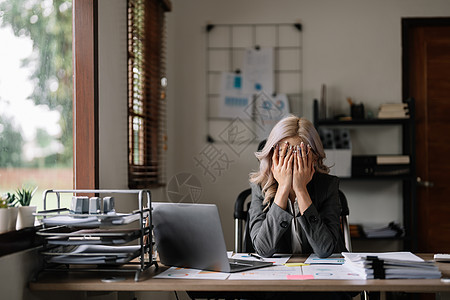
[242,47,274,95]
[304,253,345,265]
[434,253,450,262]
[248,92,290,140]
[228,265,310,280]
[43,245,141,264]
[217,72,252,119]
[302,265,364,280]
[342,252,441,279]
[40,213,140,226]
[154,267,229,280]
[41,215,100,226]
[342,251,424,263]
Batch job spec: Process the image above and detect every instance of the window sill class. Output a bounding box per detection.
[0,226,43,258]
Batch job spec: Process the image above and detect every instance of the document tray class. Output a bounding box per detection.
[37,226,143,246]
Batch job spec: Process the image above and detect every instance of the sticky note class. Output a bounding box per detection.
[284,263,310,267]
[287,275,315,280]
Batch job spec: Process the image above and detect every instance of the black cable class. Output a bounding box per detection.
[174,291,180,300]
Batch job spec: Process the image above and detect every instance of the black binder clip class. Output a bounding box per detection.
[367,256,385,279]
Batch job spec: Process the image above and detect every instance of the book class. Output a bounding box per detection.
[379,103,408,110]
[342,252,442,279]
[376,155,410,165]
[377,103,409,119]
[377,110,409,119]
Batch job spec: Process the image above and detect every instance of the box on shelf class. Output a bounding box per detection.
[320,128,352,178]
[324,149,352,178]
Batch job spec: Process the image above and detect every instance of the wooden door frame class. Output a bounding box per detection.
[402,17,450,98]
[73,0,99,190]
[402,17,450,251]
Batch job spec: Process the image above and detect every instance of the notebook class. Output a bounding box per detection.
[152,202,273,273]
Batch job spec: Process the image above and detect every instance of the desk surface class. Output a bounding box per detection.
[29,254,450,293]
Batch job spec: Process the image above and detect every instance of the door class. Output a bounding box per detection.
[404,19,450,252]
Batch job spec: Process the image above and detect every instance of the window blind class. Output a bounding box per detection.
[127,0,171,188]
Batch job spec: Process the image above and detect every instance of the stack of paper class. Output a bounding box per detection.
[377,103,409,119]
[434,254,450,262]
[342,252,441,279]
[42,244,141,264]
[40,213,140,227]
[361,222,403,238]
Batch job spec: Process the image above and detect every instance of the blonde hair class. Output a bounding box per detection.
[249,115,329,206]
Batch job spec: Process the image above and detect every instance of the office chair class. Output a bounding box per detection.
[338,190,352,252]
[234,188,253,253]
[234,139,266,253]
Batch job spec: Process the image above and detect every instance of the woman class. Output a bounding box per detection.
[248,115,346,258]
[189,115,351,300]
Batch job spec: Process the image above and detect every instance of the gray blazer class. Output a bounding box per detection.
[248,172,347,258]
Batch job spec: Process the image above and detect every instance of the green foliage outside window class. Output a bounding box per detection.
[0,115,23,167]
[0,0,73,167]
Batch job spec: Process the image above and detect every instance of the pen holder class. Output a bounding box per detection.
[351,104,365,120]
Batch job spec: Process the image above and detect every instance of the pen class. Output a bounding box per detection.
[249,253,264,261]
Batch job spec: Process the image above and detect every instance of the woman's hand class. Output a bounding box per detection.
[272,142,294,190]
[293,142,315,194]
[292,142,315,214]
[272,142,294,209]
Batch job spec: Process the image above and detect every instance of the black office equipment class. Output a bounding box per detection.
[352,155,410,177]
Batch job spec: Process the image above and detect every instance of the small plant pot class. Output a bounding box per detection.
[7,207,19,232]
[0,208,10,234]
[8,207,19,231]
[16,206,36,230]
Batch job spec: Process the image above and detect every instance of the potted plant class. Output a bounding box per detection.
[0,195,9,234]
[5,193,18,231]
[15,186,37,230]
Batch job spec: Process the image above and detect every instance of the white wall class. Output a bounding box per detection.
[96,0,450,252]
[98,0,167,210]
[164,0,450,251]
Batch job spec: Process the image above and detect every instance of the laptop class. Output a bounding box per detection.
[151,202,273,273]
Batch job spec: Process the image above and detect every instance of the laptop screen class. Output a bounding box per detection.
[152,202,231,272]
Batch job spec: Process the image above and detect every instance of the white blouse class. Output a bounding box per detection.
[287,198,303,254]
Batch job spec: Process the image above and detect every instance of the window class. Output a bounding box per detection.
[0,0,73,210]
[0,0,96,255]
[127,0,171,188]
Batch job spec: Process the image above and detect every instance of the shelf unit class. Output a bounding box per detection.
[313,98,417,251]
[34,189,156,282]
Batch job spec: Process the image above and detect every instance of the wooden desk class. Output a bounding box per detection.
[29,254,450,293]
